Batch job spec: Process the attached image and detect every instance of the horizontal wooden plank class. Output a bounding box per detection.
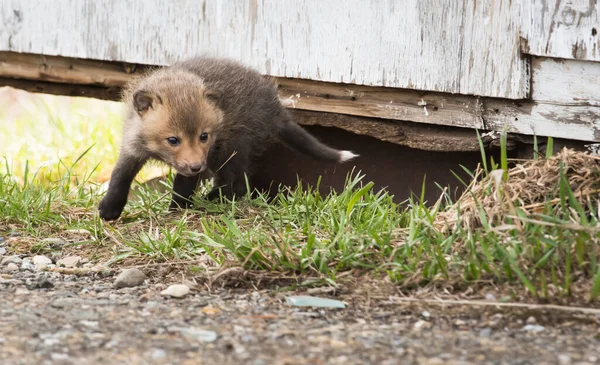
[0,0,528,98]
[277,78,484,129]
[290,110,489,152]
[485,99,600,141]
[0,51,598,143]
[0,52,145,87]
[531,57,600,106]
[0,77,122,100]
[522,0,600,61]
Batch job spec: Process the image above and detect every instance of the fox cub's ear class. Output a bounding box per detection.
[203,89,222,104]
[133,90,162,114]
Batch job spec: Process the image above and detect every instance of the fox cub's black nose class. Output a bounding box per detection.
[190,164,203,173]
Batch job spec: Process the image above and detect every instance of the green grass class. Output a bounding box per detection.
[1,88,600,302]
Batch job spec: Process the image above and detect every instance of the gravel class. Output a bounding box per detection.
[0,253,599,364]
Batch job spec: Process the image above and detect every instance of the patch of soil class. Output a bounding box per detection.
[1,262,600,365]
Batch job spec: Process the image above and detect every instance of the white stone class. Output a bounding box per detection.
[57,255,82,268]
[160,284,190,298]
[33,255,52,266]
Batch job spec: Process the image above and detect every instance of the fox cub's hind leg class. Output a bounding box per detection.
[99,154,147,221]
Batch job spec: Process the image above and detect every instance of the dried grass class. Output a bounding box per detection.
[436,148,600,232]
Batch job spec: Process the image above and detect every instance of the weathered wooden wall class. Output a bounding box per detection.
[0,0,599,144]
[0,0,529,99]
[522,0,599,61]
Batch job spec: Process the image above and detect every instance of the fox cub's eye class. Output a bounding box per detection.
[166,137,180,146]
[200,133,209,142]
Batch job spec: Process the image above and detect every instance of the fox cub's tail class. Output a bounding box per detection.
[278,121,358,163]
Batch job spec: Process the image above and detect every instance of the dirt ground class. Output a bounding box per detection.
[1,255,600,365]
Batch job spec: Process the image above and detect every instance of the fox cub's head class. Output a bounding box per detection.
[129,70,223,176]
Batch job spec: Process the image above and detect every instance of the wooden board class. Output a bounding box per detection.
[460,0,530,99]
[531,56,600,106]
[522,0,600,61]
[1,52,598,143]
[0,0,528,99]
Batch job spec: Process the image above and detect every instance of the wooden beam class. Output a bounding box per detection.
[0,77,499,152]
[276,78,483,129]
[0,51,147,87]
[290,110,493,152]
[1,51,599,143]
[0,77,122,100]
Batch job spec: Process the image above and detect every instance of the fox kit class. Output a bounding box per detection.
[98,57,358,221]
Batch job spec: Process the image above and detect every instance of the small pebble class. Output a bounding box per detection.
[522,324,545,333]
[171,327,217,342]
[454,319,467,326]
[557,354,571,365]
[114,268,146,288]
[33,255,53,266]
[526,316,537,324]
[0,247,6,256]
[21,259,35,271]
[51,298,76,308]
[40,237,67,249]
[79,320,99,328]
[421,311,431,318]
[479,328,492,337]
[50,353,70,361]
[151,348,167,359]
[57,255,82,268]
[161,284,190,298]
[2,255,22,265]
[484,293,497,301]
[5,263,18,272]
[413,320,431,331]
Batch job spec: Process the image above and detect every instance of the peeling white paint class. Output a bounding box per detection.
[522,0,600,61]
[486,102,600,142]
[0,0,528,99]
[532,57,600,106]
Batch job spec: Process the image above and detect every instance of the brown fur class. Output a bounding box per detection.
[98,57,357,221]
